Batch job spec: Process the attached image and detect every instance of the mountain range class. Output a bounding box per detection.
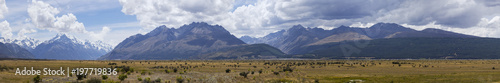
[241,23,478,55]
[31,34,112,60]
[99,22,284,60]
[0,22,498,60]
[0,37,41,52]
[0,34,113,60]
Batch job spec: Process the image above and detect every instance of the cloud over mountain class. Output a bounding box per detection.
[119,0,233,30]
[0,0,11,39]
[0,0,7,19]
[119,0,500,38]
[0,21,12,38]
[28,0,86,33]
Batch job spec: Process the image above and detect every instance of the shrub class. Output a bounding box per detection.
[120,66,131,72]
[141,71,146,75]
[102,75,108,80]
[137,78,142,81]
[273,72,280,75]
[225,69,231,73]
[33,75,41,83]
[176,76,184,83]
[173,68,178,73]
[145,77,151,82]
[155,78,161,82]
[76,74,87,80]
[143,77,151,83]
[118,74,127,81]
[283,66,293,72]
[258,69,263,74]
[239,72,249,78]
[165,69,171,73]
[87,78,102,83]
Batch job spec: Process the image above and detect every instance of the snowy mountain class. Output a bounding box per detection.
[31,34,113,60]
[0,37,41,52]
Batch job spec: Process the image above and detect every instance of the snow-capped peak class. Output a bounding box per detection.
[45,34,113,52]
[0,37,41,50]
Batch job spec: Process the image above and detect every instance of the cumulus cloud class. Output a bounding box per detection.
[89,26,111,41]
[119,0,500,38]
[0,0,7,19]
[28,0,87,33]
[17,28,37,39]
[0,21,12,38]
[376,0,489,28]
[0,0,11,39]
[119,0,233,30]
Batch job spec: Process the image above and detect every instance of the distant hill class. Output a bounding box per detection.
[0,42,35,59]
[291,38,500,59]
[99,22,284,60]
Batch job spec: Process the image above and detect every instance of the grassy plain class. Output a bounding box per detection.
[0,60,499,83]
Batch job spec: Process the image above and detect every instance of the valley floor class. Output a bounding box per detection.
[0,59,500,83]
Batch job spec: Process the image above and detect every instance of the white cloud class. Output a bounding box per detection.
[89,26,111,41]
[350,22,375,28]
[25,0,118,45]
[28,0,87,33]
[17,28,37,39]
[119,0,500,38]
[0,0,7,19]
[0,21,13,38]
[400,16,500,38]
[119,0,234,30]
[0,0,11,39]
[375,0,488,28]
[53,13,86,33]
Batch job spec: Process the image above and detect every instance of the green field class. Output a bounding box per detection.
[0,60,500,83]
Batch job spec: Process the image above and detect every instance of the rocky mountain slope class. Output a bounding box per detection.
[99,22,284,60]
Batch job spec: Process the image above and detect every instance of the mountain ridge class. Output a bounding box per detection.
[99,22,283,60]
[240,22,478,55]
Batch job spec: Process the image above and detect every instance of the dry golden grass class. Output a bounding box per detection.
[0,60,499,83]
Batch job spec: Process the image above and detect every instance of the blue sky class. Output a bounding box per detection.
[1,0,500,46]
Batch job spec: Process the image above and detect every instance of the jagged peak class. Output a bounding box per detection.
[146,25,172,36]
[52,33,74,40]
[290,24,305,29]
[369,22,415,32]
[337,25,351,29]
[370,22,404,28]
[189,22,209,26]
